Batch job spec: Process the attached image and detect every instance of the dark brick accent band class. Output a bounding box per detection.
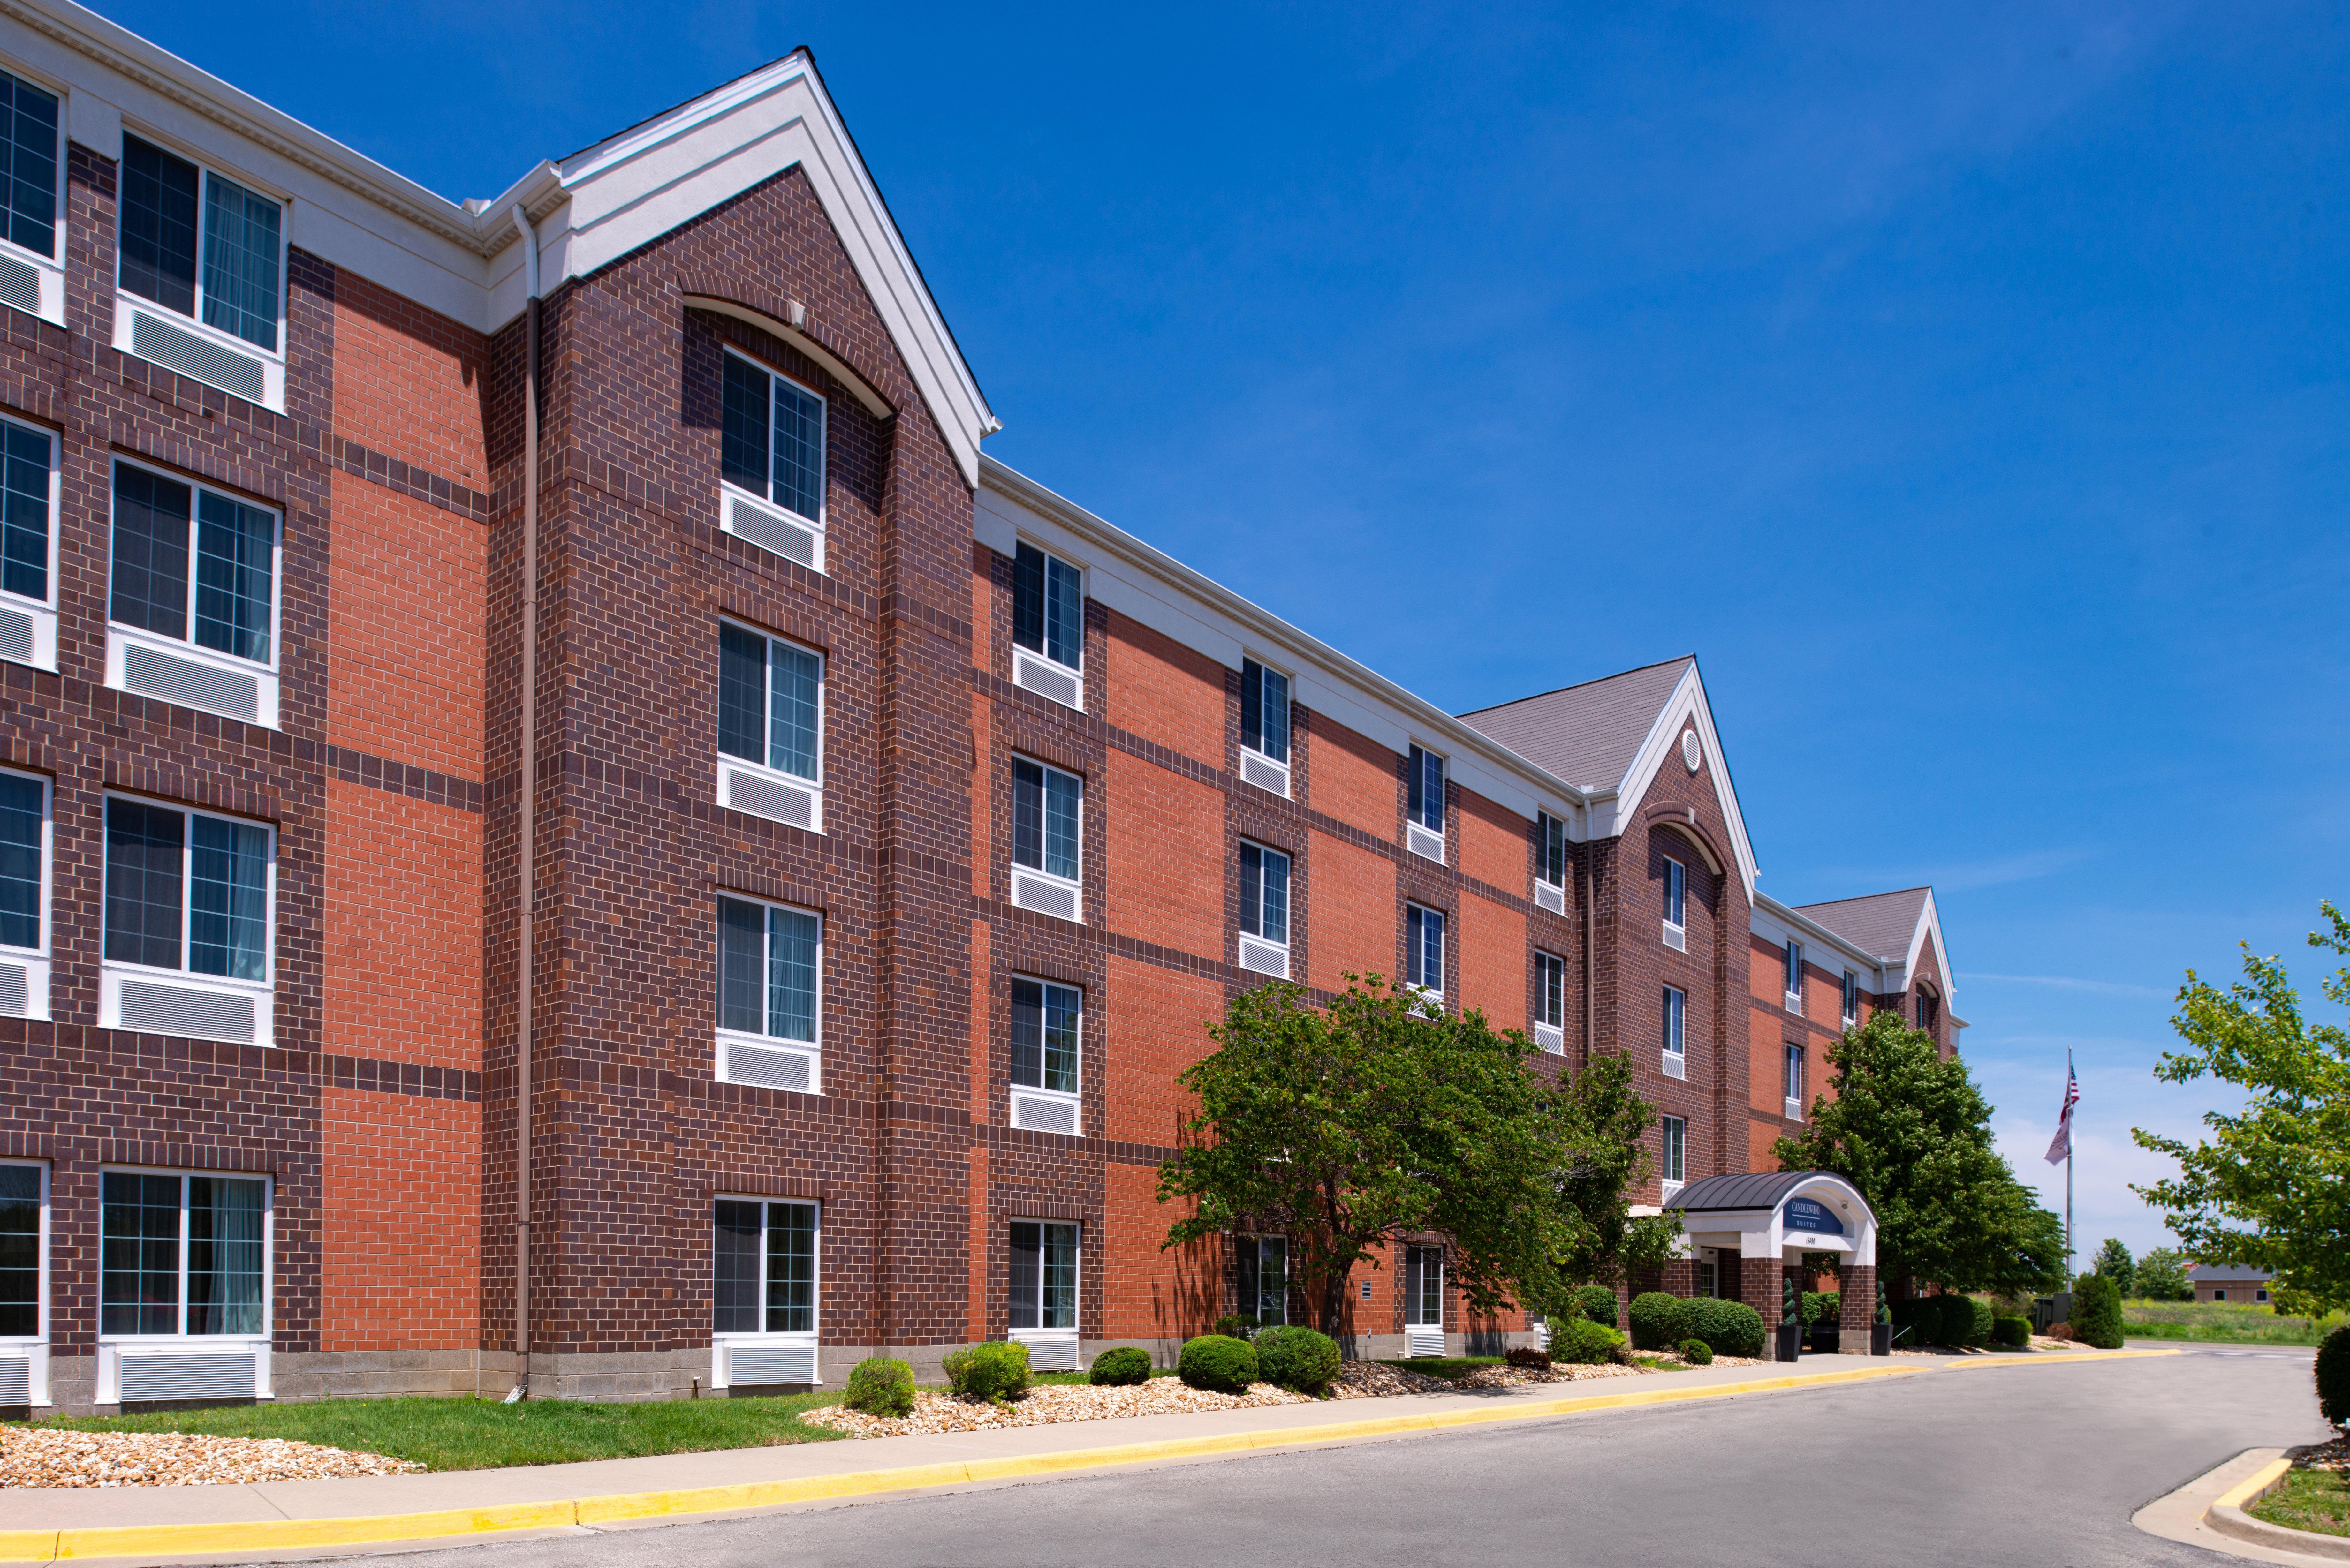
[323,1053,482,1103]
[324,745,484,813]
[313,430,494,524]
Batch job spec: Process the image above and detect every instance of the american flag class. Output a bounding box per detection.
[2044,1064,2079,1165]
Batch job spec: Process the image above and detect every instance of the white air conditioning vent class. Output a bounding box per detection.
[1015,1335,1080,1372]
[0,1354,27,1405]
[130,309,267,404]
[0,605,30,666]
[0,254,36,317]
[724,491,822,571]
[727,1342,818,1387]
[1404,1327,1445,1357]
[725,1039,815,1093]
[1785,1097,1804,1121]
[1406,822,1445,863]
[1533,1021,1564,1054]
[119,978,256,1043]
[1663,920,1686,953]
[1662,1049,1687,1081]
[1010,868,1081,923]
[0,963,27,1018]
[1534,880,1566,916]
[119,1351,256,1403]
[721,764,819,831]
[1237,934,1289,980]
[1011,1092,1079,1135]
[1012,647,1083,711]
[124,643,260,721]
[1238,750,1290,797]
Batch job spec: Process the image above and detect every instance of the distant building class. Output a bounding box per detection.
[2186,1265,2274,1304]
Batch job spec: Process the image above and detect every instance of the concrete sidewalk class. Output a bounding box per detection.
[0,1349,2172,1565]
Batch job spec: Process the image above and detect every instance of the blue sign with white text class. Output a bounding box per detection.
[1783,1197,1845,1236]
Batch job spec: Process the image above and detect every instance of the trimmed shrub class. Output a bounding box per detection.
[2316,1324,2350,1426]
[2049,1321,2074,1342]
[1992,1316,2031,1349]
[1682,1297,1767,1358]
[2071,1274,2124,1350]
[1254,1326,1341,1395]
[1558,1318,1625,1364]
[1179,1334,1260,1393]
[1212,1314,1258,1341]
[943,1341,1032,1401]
[1505,1344,1554,1369]
[1967,1297,1996,1348]
[1573,1284,1621,1328]
[1089,1346,1152,1386]
[1677,1338,1715,1366]
[844,1356,916,1417]
[1801,1290,1842,1326]
[1628,1292,1688,1351]
[1931,1294,1975,1348]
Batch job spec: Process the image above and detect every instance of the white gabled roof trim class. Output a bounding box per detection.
[1753,887,1956,1011]
[1608,662,1761,900]
[1908,889,1955,1011]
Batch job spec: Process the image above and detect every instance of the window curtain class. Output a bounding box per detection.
[186,1176,264,1335]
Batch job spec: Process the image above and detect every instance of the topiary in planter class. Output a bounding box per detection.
[1179,1334,1260,1393]
[844,1356,916,1417]
[1558,1318,1625,1363]
[1628,1292,1688,1351]
[1682,1297,1766,1358]
[1505,1344,1553,1368]
[1089,1346,1152,1386]
[1573,1284,1621,1328]
[2071,1274,2124,1350]
[1967,1297,1995,1347]
[1676,1338,1714,1366]
[943,1341,1032,1401]
[2317,1323,2350,1426]
[1992,1316,2030,1348]
[1254,1326,1341,1395]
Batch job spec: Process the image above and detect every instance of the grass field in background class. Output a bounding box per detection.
[2121,1299,2344,1345]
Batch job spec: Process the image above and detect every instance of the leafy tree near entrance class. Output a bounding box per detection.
[2132,903,2350,1317]
[1156,976,1679,1336]
[2092,1238,2137,1297]
[1772,1009,2067,1297]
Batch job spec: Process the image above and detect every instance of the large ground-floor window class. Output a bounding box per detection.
[713,1199,817,1335]
[1009,1220,1077,1331]
[1237,1234,1287,1326]
[100,1171,267,1337]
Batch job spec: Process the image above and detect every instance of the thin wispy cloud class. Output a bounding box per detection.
[1958,972,2166,999]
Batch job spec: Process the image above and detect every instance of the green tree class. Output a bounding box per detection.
[1156,976,1677,1334]
[2134,1247,2193,1301]
[1774,1008,2068,1296]
[2133,903,2350,1316]
[2093,1238,2137,1297]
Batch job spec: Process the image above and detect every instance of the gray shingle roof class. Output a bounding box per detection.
[1792,887,1931,963]
[2186,1264,2273,1282]
[1456,657,1694,792]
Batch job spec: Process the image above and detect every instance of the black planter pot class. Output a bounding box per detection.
[1810,1325,1841,1355]
[1776,1323,1802,1362]
[1870,1323,1893,1357]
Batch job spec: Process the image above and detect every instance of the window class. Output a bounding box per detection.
[1841,969,1860,1026]
[716,896,822,1084]
[713,1199,818,1335]
[2210,1288,2225,1302]
[1917,990,1940,1033]
[1695,1252,1717,1299]
[1008,1220,1078,1332]
[111,463,276,667]
[1241,659,1290,765]
[103,798,269,984]
[1405,1244,1444,1328]
[718,623,822,783]
[1535,952,1566,1037]
[1407,745,1445,833]
[2256,1288,2270,1303]
[1539,812,1568,889]
[1011,758,1083,889]
[720,350,825,526]
[0,1163,42,1341]
[1661,1116,1686,1191]
[118,136,281,353]
[1784,940,1804,1006]
[1239,842,1289,948]
[0,416,53,615]
[1009,978,1080,1096]
[1406,904,1444,1001]
[0,71,57,260]
[1784,1043,1805,1118]
[100,1171,267,1337]
[1662,984,1686,1074]
[1662,857,1686,929]
[1014,542,1083,672]
[1236,1235,1287,1326]
[0,768,43,952]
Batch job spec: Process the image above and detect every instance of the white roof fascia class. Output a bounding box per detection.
[979,457,1595,836]
[1611,662,1761,898]
[1905,889,1954,1011]
[1752,892,1881,974]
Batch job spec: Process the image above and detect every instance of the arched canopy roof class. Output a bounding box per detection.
[1664,1171,1878,1265]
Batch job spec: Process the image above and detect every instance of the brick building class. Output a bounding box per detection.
[0,4,1968,1413]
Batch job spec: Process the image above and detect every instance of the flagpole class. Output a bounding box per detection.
[2065,1044,2074,1280]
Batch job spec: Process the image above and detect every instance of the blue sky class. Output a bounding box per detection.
[93,0,2348,1263]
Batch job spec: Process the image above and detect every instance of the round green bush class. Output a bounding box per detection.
[2071,1274,2124,1350]
[1991,1316,2030,1349]
[2316,1323,2350,1426]
[1628,1292,1688,1351]
[1178,1334,1260,1393]
[844,1355,915,1417]
[1505,1344,1553,1368]
[942,1340,1032,1401]
[1573,1284,1621,1328]
[1558,1318,1625,1364]
[1089,1346,1152,1386]
[1929,1294,1975,1348]
[1254,1326,1341,1395]
[1211,1314,1258,1341]
[1682,1297,1766,1358]
[1676,1338,1714,1366]
[1967,1297,1996,1347]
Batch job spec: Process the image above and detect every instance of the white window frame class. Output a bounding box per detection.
[1533,950,1566,1053]
[1661,1115,1686,1200]
[2255,1288,2270,1303]
[99,795,276,1047]
[94,1165,273,1404]
[709,1195,821,1390]
[1661,984,1687,1079]
[1404,1243,1446,1353]
[1784,1043,1805,1121]
[110,131,290,411]
[1236,1233,1288,1326]
[1011,539,1085,711]
[0,413,58,669]
[1237,656,1292,797]
[717,346,828,572]
[104,457,284,727]
[1785,939,1805,1013]
[0,765,50,1021]
[0,1159,49,1406]
[1841,969,1860,1026]
[1406,902,1445,1006]
[1661,856,1686,951]
[1534,811,1568,914]
[714,618,826,833]
[1008,755,1085,923]
[1007,974,1083,1133]
[1236,839,1291,979]
[0,62,65,324]
[1007,1217,1081,1366]
[714,893,823,1095]
[1406,744,1446,863]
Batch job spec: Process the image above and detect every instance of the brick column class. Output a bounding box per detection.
[1662,1257,1695,1297]
[1839,1266,1877,1353]
[1741,1254,1783,1350]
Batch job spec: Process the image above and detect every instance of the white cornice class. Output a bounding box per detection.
[1612,663,1761,899]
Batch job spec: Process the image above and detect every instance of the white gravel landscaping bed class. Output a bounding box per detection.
[805,1379,1316,1438]
[0,1427,422,1488]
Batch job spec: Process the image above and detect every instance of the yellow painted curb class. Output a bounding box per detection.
[16,1363,1928,1563]
[2213,1455,2293,1512]
[1945,1348,2182,1369]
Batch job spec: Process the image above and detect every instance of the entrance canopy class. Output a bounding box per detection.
[1664,1171,1876,1266]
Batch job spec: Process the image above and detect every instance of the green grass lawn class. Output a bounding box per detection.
[1376,1355,1504,1380]
[2120,1299,2345,1346]
[27,1391,851,1472]
[2248,1467,2350,1537]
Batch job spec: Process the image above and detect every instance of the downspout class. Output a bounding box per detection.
[507,203,541,1403]
[1579,833,1594,1067]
